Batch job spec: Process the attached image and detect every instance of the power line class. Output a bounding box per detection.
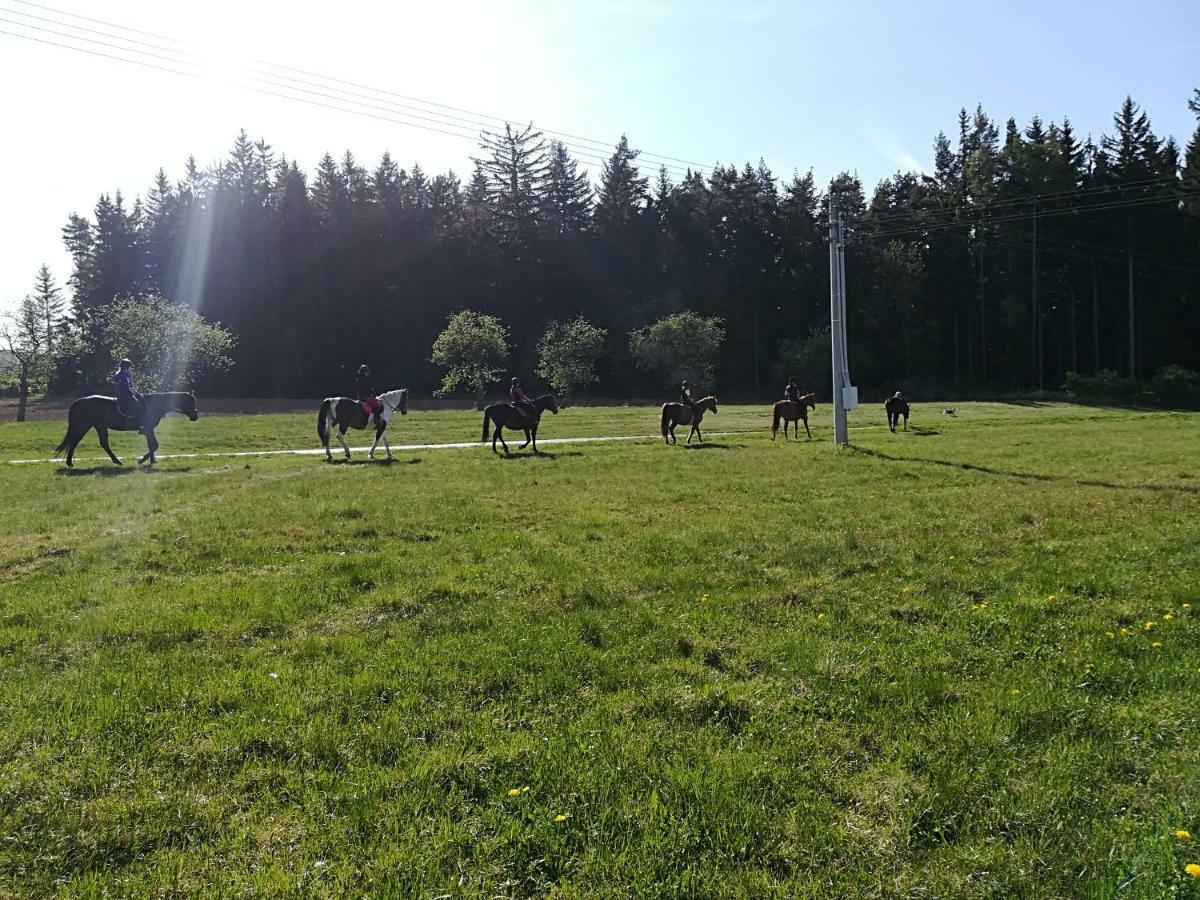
[2,1,709,175]
[866,192,1196,240]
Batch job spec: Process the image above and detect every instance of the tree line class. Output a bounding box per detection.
[10,91,1200,405]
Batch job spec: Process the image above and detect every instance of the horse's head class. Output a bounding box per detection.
[802,393,817,410]
[540,394,560,415]
[384,388,409,416]
[704,396,719,414]
[178,392,199,421]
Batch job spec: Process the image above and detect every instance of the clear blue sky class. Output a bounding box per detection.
[2,0,1197,309]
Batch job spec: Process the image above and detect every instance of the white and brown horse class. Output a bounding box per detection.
[770,393,817,440]
[318,388,409,461]
[660,395,718,444]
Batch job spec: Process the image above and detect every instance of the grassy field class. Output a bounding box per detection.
[1,401,1198,897]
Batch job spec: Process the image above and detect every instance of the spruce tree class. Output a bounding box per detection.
[594,134,649,233]
[542,140,593,235]
[473,123,549,243]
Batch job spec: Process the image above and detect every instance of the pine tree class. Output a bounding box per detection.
[594,134,649,233]
[473,123,549,243]
[542,141,592,235]
[311,153,349,226]
[30,264,65,350]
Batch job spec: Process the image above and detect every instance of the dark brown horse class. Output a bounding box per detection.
[660,396,718,444]
[318,388,409,461]
[55,392,199,467]
[482,393,559,454]
[885,394,910,432]
[770,393,817,440]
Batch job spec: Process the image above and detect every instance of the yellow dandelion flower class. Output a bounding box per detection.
[1186,863,1200,878]
[1164,613,1174,620]
[1145,621,1155,630]
[902,586,913,594]
[1047,594,1057,601]
[1105,631,1115,639]
[1176,829,1191,839]
[1120,628,1130,635]
[817,612,825,620]
[1152,641,1163,648]
[1183,604,1192,610]
[1011,688,1021,695]
[554,814,569,822]
[521,785,530,793]
[949,555,956,560]
[507,788,521,798]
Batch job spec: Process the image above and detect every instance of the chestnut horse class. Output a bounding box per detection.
[770,393,817,440]
[318,387,409,461]
[55,392,199,467]
[885,394,910,432]
[660,396,719,444]
[482,393,559,454]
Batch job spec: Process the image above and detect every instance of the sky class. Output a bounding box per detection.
[1,0,1197,313]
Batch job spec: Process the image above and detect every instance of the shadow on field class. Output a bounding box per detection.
[682,442,730,451]
[498,450,584,461]
[57,466,193,476]
[329,457,422,466]
[849,446,1200,495]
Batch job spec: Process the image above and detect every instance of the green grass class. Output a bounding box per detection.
[1,402,1198,897]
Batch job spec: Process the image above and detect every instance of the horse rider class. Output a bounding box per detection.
[680,380,701,416]
[892,390,905,402]
[356,364,384,427]
[114,357,145,433]
[510,377,538,423]
[784,378,802,404]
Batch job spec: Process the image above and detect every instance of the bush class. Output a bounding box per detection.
[1062,369,1140,404]
[1149,365,1200,408]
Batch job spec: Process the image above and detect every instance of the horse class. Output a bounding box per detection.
[885,395,910,432]
[54,392,199,468]
[770,393,817,440]
[317,388,409,462]
[660,396,718,445]
[481,393,559,454]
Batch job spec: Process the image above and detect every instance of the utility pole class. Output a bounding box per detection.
[1127,222,1135,379]
[1031,205,1041,391]
[829,204,856,446]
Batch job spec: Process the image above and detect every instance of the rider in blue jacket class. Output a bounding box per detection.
[115,358,145,433]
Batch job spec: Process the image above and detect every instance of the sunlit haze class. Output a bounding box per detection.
[2,0,1197,310]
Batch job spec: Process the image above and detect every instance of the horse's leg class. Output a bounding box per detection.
[64,425,89,467]
[498,427,510,455]
[903,413,908,432]
[368,424,381,459]
[97,426,122,465]
[139,428,159,465]
[803,417,812,440]
[337,427,352,460]
[531,425,539,454]
[382,431,392,461]
[520,427,531,449]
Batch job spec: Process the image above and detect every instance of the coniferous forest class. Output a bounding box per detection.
[52,92,1200,400]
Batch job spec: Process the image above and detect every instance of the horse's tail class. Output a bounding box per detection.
[770,404,781,438]
[482,408,491,442]
[317,399,332,447]
[661,404,671,440]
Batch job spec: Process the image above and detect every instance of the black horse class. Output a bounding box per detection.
[55,392,199,467]
[884,394,910,432]
[481,393,559,454]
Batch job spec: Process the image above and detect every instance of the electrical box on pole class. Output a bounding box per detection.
[829,207,856,443]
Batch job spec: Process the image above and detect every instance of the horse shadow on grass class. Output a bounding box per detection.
[57,465,193,477]
[849,445,1200,495]
[329,457,422,467]
[498,450,584,461]
[682,442,731,451]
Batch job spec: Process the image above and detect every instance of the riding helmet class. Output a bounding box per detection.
[119,358,133,368]
[359,364,370,375]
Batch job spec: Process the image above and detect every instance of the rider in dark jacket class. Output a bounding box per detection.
[784,378,801,404]
[356,364,384,427]
[680,380,700,415]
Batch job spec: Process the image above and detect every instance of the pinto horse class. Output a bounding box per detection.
[885,395,910,432]
[482,393,559,454]
[318,388,409,461]
[660,396,718,444]
[770,393,817,440]
[55,392,198,467]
